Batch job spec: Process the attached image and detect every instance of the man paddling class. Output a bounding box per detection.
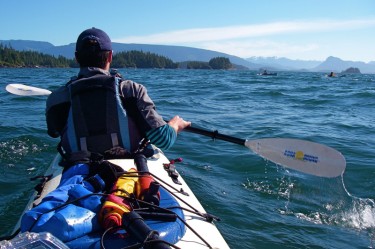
[46,27,190,161]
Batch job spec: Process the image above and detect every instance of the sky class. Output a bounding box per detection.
[1,0,375,62]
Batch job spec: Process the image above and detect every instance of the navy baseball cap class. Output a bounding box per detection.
[75,27,112,53]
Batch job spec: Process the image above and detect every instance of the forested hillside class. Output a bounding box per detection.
[0,45,233,70]
[0,44,74,67]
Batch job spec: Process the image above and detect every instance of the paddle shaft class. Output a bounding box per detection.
[185,125,246,146]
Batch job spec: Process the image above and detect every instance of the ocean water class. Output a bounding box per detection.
[0,68,374,248]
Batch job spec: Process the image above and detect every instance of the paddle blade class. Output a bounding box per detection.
[245,138,346,178]
[6,84,51,96]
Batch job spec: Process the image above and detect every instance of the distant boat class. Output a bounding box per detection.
[258,70,278,76]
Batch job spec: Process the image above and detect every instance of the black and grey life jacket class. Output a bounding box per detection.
[60,74,142,155]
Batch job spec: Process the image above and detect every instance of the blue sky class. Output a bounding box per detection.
[1,0,375,62]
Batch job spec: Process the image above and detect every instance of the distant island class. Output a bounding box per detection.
[0,44,233,70]
[341,67,361,74]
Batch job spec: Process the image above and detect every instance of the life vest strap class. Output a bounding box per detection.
[80,137,88,151]
[111,133,119,147]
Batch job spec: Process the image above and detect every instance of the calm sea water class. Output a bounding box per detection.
[0,68,374,248]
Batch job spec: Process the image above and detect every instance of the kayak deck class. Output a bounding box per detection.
[9,148,230,249]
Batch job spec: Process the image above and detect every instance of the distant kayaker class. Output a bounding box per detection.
[46,28,191,161]
[328,71,336,77]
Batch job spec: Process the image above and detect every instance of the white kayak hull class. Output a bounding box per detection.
[10,148,230,249]
[6,84,52,96]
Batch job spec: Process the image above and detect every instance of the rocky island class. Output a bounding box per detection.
[341,67,361,74]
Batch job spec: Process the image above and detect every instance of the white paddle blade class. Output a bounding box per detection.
[245,138,346,178]
[6,84,51,96]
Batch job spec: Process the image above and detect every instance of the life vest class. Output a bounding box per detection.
[60,74,142,155]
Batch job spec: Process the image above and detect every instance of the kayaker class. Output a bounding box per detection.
[328,71,336,77]
[46,27,191,162]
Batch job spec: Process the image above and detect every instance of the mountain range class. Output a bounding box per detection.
[1,40,374,73]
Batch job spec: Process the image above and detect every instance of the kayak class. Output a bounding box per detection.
[2,83,348,249]
[1,147,230,249]
[5,83,52,96]
[258,72,277,76]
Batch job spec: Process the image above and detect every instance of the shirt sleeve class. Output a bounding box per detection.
[146,124,177,150]
[119,80,166,132]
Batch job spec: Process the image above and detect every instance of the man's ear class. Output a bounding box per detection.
[75,52,80,63]
[108,50,113,63]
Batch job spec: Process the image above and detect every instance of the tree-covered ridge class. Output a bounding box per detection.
[112,50,178,69]
[0,44,75,67]
[180,57,233,69]
[209,57,232,69]
[0,45,233,70]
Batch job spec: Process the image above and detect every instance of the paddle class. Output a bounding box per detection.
[5,83,346,178]
[6,83,51,96]
[184,125,346,178]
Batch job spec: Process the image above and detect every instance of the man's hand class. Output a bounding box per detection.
[168,115,191,133]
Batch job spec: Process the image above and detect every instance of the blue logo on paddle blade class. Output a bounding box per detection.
[284,150,318,163]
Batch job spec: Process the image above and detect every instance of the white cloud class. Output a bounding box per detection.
[114,18,375,44]
[112,18,375,60]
